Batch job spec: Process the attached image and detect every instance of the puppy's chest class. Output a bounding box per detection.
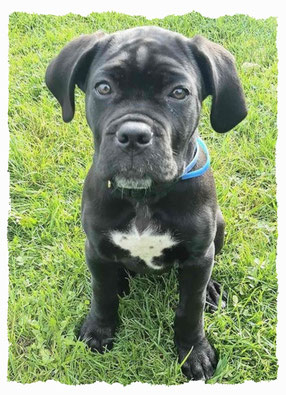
[109,205,178,270]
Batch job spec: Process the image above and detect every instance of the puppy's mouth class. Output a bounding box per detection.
[109,173,180,201]
[114,176,152,190]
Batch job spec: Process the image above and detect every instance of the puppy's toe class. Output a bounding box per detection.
[187,362,206,381]
[87,335,113,353]
[79,315,115,353]
[178,337,218,381]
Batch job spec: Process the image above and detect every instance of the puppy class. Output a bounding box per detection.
[46,26,247,381]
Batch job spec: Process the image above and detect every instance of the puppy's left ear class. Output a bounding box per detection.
[45,31,106,123]
[190,35,247,133]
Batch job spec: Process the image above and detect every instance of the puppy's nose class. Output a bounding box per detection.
[116,122,153,149]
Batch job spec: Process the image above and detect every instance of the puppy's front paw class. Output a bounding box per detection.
[177,337,217,381]
[79,315,115,353]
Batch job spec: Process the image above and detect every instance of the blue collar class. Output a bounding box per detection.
[180,137,210,180]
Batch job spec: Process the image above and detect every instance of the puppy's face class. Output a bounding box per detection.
[85,28,202,188]
[46,26,247,189]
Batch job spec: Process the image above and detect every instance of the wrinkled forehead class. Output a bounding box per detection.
[95,28,193,78]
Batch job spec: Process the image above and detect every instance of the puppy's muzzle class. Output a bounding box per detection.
[115,121,153,151]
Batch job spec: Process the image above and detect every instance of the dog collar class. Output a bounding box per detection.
[180,137,210,180]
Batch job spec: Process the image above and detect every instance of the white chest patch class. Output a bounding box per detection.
[110,223,178,270]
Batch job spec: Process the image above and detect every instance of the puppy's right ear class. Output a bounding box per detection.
[45,31,106,122]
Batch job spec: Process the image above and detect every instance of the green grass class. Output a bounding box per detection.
[8,12,277,384]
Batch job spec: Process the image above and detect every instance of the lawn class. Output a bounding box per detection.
[8,11,277,385]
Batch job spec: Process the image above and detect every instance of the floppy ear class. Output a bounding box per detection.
[45,31,106,122]
[190,35,247,133]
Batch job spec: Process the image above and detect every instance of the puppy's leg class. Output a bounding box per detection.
[175,243,217,381]
[214,208,225,255]
[206,279,227,312]
[206,209,227,312]
[118,266,136,297]
[79,240,119,353]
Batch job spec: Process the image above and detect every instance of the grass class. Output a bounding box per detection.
[8,11,277,385]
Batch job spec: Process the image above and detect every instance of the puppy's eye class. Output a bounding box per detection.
[169,87,189,100]
[95,82,111,95]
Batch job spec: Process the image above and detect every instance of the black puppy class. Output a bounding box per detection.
[46,26,247,381]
